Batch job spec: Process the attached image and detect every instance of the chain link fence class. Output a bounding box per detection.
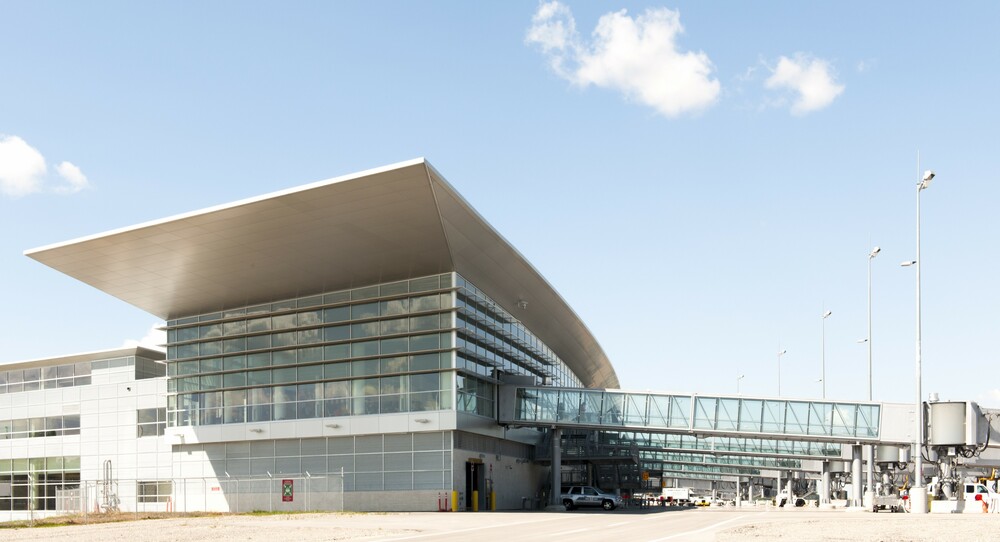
[2,473,344,522]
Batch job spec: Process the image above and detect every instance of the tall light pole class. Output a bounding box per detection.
[901,167,936,513]
[777,349,787,396]
[737,374,745,395]
[821,310,832,399]
[867,246,880,399]
[864,245,879,508]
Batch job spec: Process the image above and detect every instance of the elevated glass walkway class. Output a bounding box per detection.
[503,386,881,443]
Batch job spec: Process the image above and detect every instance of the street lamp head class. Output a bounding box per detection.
[822,310,832,318]
[857,338,868,343]
[869,246,881,258]
[919,170,936,190]
[778,349,787,356]
[901,260,916,267]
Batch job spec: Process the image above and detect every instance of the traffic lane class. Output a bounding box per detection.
[377,507,766,542]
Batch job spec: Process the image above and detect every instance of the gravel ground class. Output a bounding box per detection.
[3,510,1000,541]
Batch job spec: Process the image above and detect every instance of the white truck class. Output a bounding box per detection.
[662,487,695,506]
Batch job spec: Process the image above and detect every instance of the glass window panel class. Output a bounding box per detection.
[353,340,378,357]
[381,318,408,335]
[351,302,378,320]
[177,327,198,341]
[247,317,270,332]
[298,310,322,326]
[272,367,297,384]
[223,337,247,353]
[380,337,407,355]
[381,376,405,395]
[324,344,350,361]
[784,402,808,434]
[324,398,351,417]
[324,362,349,379]
[42,366,58,380]
[352,359,379,377]
[324,306,349,323]
[738,400,763,432]
[296,401,320,420]
[410,334,439,352]
[409,315,438,332]
[324,381,350,399]
[200,324,223,338]
[249,387,272,405]
[247,335,271,350]
[272,332,296,348]
[761,401,784,433]
[409,276,439,292]
[831,404,855,437]
[224,355,247,370]
[223,320,247,336]
[325,325,349,341]
[410,373,439,393]
[247,369,271,386]
[249,404,271,422]
[297,382,322,401]
[351,322,379,339]
[352,285,380,300]
[297,328,322,345]
[201,358,223,373]
[411,294,440,312]
[808,402,832,436]
[272,314,297,330]
[223,372,247,388]
[299,346,323,363]
[272,349,296,366]
[410,353,441,371]
[247,352,271,368]
[622,394,647,426]
[380,356,407,374]
[380,298,409,317]
[200,374,222,390]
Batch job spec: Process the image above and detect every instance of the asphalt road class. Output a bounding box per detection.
[375,507,765,542]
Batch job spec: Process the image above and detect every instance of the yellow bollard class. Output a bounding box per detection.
[490,491,497,511]
[451,490,458,512]
[472,490,479,512]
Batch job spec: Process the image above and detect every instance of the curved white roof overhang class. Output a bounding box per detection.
[26,159,619,389]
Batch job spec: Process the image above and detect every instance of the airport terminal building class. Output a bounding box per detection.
[3,159,619,517]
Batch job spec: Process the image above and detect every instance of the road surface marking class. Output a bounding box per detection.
[647,514,754,541]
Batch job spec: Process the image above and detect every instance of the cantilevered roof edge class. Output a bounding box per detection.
[24,157,428,257]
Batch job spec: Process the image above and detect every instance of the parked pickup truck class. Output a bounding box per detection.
[560,486,622,510]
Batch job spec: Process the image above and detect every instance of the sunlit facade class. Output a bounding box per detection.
[20,159,618,512]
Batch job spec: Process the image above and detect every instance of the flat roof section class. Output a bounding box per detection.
[26,159,619,389]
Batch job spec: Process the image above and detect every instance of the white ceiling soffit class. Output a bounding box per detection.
[25,158,618,389]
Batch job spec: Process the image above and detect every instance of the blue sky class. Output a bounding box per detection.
[2,1,998,407]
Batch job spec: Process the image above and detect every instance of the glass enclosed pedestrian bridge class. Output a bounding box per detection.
[500,386,882,444]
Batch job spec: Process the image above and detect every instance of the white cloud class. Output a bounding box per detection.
[764,54,845,115]
[526,2,720,118]
[0,134,91,197]
[0,135,47,197]
[121,323,167,352]
[55,161,90,193]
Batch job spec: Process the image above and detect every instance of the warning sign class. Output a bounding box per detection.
[282,479,294,502]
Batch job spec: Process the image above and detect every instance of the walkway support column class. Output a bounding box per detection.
[549,427,562,509]
[864,445,875,509]
[820,465,831,506]
[851,445,863,508]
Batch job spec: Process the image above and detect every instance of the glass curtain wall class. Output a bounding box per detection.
[165,274,457,427]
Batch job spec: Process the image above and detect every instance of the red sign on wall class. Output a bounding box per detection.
[282,479,294,502]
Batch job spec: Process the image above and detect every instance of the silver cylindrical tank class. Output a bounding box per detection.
[928,402,966,446]
[875,445,902,463]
